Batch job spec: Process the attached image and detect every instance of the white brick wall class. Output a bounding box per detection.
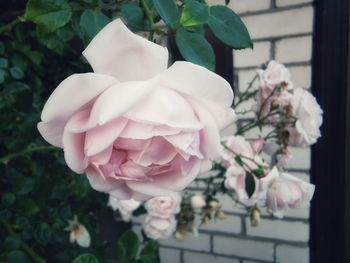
[134,1,314,263]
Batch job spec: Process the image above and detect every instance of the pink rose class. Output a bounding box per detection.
[143,215,176,240]
[225,166,279,206]
[221,136,265,170]
[287,88,323,147]
[37,19,235,201]
[257,60,293,90]
[266,172,315,218]
[254,61,293,119]
[145,193,181,218]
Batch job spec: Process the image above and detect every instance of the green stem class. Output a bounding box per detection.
[234,74,258,108]
[0,18,21,35]
[0,145,58,164]
[4,224,47,263]
[140,0,155,40]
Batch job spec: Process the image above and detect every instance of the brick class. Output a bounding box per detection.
[234,41,271,68]
[183,251,240,263]
[243,261,274,263]
[276,245,309,263]
[236,69,260,92]
[217,193,248,215]
[242,7,313,39]
[288,65,312,89]
[161,233,211,252]
[284,147,311,170]
[213,236,274,261]
[200,214,242,234]
[245,218,309,242]
[275,36,312,63]
[207,0,271,14]
[276,0,313,7]
[159,248,181,263]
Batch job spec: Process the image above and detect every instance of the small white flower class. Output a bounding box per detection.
[190,194,206,209]
[65,216,91,248]
[107,195,140,222]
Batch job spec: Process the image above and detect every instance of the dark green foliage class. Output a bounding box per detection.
[0,0,251,261]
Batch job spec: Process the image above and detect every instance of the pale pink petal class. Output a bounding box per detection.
[114,138,151,151]
[127,158,201,195]
[83,19,168,81]
[119,121,181,139]
[88,145,113,165]
[62,130,87,173]
[125,87,202,130]
[165,132,203,159]
[64,109,95,133]
[128,137,177,166]
[189,99,221,159]
[89,81,155,126]
[156,61,233,107]
[86,165,124,192]
[41,73,116,123]
[37,121,64,147]
[85,117,128,156]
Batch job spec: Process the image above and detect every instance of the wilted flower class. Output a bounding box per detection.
[65,216,91,248]
[250,207,261,226]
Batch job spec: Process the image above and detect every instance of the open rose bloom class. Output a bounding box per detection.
[37,19,235,201]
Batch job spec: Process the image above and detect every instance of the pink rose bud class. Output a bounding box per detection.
[145,193,181,218]
[143,215,176,240]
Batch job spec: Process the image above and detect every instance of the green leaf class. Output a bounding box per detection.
[14,177,35,195]
[4,235,21,250]
[208,5,252,49]
[0,69,6,84]
[252,168,265,178]
[117,230,140,263]
[152,0,180,28]
[36,26,65,54]
[23,0,72,32]
[139,240,160,263]
[245,172,256,198]
[121,4,149,31]
[9,67,24,80]
[0,58,8,68]
[72,254,100,263]
[6,250,27,263]
[176,27,215,71]
[34,223,52,245]
[79,10,110,45]
[234,155,244,166]
[180,0,209,27]
[2,192,16,207]
[20,198,39,216]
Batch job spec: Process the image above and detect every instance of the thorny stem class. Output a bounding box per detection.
[0,145,58,164]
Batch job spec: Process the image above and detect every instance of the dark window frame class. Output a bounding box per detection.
[310,1,350,263]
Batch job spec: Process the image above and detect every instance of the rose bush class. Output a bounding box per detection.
[38,19,236,201]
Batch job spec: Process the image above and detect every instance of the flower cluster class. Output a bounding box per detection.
[142,193,181,239]
[37,19,323,244]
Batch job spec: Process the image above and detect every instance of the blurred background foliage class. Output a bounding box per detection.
[0,0,250,262]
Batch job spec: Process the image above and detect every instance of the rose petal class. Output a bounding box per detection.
[37,121,64,147]
[83,19,169,81]
[85,117,128,156]
[41,73,116,123]
[62,130,87,173]
[125,87,202,130]
[89,81,156,125]
[119,121,181,139]
[189,99,221,159]
[86,164,124,192]
[156,61,233,107]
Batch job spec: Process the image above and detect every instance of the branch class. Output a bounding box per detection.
[0,145,58,164]
[0,18,21,35]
